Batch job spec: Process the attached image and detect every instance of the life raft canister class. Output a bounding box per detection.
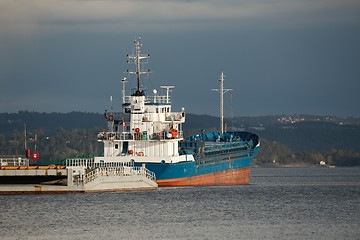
[170,128,178,138]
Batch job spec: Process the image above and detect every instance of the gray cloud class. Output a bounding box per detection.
[1,0,359,33]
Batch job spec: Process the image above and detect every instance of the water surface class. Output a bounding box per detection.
[1,167,359,240]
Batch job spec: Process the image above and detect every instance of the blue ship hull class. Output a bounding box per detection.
[136,143,260,187]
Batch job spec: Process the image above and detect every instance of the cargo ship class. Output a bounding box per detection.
[94,38,260,187]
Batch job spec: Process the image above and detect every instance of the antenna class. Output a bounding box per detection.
[34,132,37,152]
[24,123,27,150]
[212,71,232,134]
[110,96,113,111]
[121,77,127,104]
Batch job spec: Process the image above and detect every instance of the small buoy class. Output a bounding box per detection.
[135,128,140,133]
[138,152,144,156]
[128,149,134,155]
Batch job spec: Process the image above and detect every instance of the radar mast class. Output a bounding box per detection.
[212,71,232,133]
[126,38,150,96]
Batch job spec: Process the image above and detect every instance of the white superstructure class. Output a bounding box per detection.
[95,38,194,165]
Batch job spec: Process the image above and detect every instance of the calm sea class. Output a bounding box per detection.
[1,167,359,240]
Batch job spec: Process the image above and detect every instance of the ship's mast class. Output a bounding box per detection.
[212,71,232,133]
[127,38,150,96]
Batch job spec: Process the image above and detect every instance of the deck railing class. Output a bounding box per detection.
[65,158,95,168]
[98,130,183,141]
[123,95,171,104]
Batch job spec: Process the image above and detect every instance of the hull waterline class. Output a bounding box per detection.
[156,167,251,187]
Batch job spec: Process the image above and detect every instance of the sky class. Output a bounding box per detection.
[0,0,360,117]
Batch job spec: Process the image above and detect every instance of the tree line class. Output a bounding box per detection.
[255,139,360,167]
[1,127,359,167]
[0,127,102,165]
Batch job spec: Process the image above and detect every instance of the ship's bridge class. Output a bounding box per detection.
[101,92,185,142]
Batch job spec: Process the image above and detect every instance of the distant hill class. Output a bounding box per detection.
[0,111,220,136]
[251,121,360,152]
[1,111,360,152]
[0,111,105,136]
[233,115,360,152]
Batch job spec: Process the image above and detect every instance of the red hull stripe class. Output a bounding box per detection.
[156,167,251,187]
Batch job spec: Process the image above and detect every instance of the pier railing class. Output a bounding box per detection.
[0,157,29,167]
[81,166,156,185]
[66,158,156,186]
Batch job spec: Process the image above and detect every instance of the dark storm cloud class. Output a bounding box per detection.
[1,0,360,116]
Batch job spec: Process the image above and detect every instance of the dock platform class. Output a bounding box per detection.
[0,158,157,194]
